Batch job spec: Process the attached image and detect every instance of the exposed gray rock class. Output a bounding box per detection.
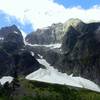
[62,26,80,52]
[25,23,64,44]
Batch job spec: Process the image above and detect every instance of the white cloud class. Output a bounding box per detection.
[0,0,100,30]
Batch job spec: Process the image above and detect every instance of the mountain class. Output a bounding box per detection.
[0,25,42,77]
[0,19,100,100]
[25,19,100,85]
[25,18,85,45]
[61,21,100,85]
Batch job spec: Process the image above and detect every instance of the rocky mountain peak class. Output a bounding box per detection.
[0,25,22,37]
[0,25,24,53]
[25,22,64,44]
[25,19,85,45]
[0,25,42,78]
[63,18,85,32]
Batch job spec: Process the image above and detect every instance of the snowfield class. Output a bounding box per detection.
[0,76,13,85]
[26,56,100,92]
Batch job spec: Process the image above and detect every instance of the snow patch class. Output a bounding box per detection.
[14,31,18,34]
[38,54,43,59]
[26,57,100,92]
[0,37,4,40]
[20,30,27,39]
[26,43,61,49]
[20,30,27,45]
[0,76,13,85]
[31,51,35,56]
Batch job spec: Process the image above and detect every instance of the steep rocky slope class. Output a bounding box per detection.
[0,25,42,77]
[61,21,100,84]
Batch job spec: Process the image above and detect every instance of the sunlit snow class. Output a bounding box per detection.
[26,56,100,92]
[0,76,13,85]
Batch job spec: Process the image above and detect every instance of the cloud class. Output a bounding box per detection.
[0,0,100,30]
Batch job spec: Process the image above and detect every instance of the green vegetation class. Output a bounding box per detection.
[0,79,100,100]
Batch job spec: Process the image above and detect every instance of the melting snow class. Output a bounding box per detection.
[26,56,100,92]
[0,76,13,85]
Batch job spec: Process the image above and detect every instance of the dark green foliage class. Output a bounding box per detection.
[19,79,100,100]
[3,79,100,100]
[0,79,100,100]
[0,82,13,100]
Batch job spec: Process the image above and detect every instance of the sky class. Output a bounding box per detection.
[0,0,100,33]
[54,0,100,9]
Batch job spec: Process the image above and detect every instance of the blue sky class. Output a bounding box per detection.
[0,0,100,34]
[0,11,33,33]
[54,0,100,9]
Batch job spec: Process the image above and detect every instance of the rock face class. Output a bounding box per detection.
[0,25,42,77]
[62,26,80,52]
[63,18,86,33]
[25,23,64,44]
[25,18,85,45]
[13,50,42,75]
[0,47,15,77]
[60,21,100,84]
[25,19,100,85]
[0,25,24,53]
